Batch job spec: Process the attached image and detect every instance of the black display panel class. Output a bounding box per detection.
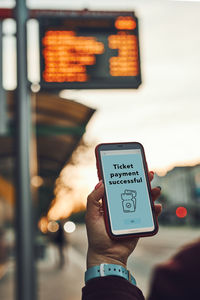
[39,10,141,89]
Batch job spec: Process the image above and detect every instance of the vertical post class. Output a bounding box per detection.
[0,20,7,135]
[15,0,36,299]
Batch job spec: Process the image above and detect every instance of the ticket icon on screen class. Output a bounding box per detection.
[121,190,137,213]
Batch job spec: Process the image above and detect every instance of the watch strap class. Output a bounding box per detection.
[85,263,136,285]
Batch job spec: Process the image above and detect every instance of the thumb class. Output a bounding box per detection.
[86,181,104,215]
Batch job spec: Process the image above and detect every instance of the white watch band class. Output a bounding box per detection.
[85,263,136,285]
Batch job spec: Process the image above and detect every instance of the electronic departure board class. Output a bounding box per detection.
[39,10,141,89]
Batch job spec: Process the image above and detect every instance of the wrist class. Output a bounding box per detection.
[87,248,127,269]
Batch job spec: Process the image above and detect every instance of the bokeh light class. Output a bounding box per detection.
[47,221,59,232]
[64,221,76,233]
[176,207,187,218]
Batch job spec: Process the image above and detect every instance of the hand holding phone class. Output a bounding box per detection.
[95,142,159,239]
[85,171,161,269]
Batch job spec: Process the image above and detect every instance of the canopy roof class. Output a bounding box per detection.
[0,91,95,215]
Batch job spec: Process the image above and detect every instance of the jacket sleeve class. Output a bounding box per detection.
[82,276,145,300]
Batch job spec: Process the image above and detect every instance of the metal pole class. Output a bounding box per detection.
[0,21,7,135]
[15,0,36,299]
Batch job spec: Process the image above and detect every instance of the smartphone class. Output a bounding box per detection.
[95,142,158,239]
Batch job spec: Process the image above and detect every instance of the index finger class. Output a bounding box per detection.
[149,171,154,182]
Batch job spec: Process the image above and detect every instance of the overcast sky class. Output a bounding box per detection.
[60,0,200,175]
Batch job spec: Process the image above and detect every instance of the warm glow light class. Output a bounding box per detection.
[64,221,76,233]
[42,30,104,83]
[31,175,44,188]
[0,176,15,205]
[176,207,187,218]
[115,16,137,30]
[38,217,48,234]
[47,197,74,221]
[47,221,59,233]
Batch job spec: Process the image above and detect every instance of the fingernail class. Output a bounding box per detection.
[95,180,103,190]
[156,186,162,191]
[150,171,154,175]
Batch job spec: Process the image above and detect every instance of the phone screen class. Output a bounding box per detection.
[100,148,155,235]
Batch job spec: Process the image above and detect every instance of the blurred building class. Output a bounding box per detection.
[154,164,200,205]
[153,164,200,225]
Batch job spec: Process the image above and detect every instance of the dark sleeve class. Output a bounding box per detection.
[82,276,145,300]
[148,239,200,300]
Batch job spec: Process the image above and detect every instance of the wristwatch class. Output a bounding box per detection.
[85,263,136,285]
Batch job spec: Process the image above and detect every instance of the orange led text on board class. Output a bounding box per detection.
[108,32,139,77]
[42,30,104,82]
[115,16,137,30]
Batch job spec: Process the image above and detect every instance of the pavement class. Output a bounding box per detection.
[0,226,88,300]
[38,244,86,300]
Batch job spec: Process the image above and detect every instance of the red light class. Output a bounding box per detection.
[176,206,187,218]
